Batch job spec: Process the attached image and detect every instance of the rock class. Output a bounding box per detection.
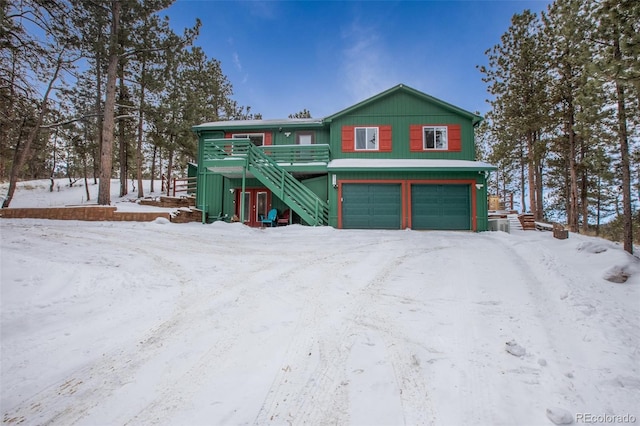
[576,241,607,254]
[505,340,526,357]
[603,266,629,283]
[546,407,573,424]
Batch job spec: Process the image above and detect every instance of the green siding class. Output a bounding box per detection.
[270,128,330,146]
[196,172,223,221]
[195,130,226,221]
[329,91,476,161]
[187,162,197,179]
[302,175,328,203]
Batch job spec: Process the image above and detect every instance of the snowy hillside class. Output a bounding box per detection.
[1,180,639,425]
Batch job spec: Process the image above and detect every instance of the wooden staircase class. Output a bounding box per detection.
[518,213,536,230]
[506,213,523,231]
[202,139,329,226]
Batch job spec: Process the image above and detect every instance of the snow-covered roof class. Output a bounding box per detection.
[327,159,496,171]
[193,118,323,130]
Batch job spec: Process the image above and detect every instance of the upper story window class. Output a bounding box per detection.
[233,133,264,146]
[296,132,315,145]
[355,127,379,150]
[342,125,392,153]
[410,124,461,152]
[423,126,448,150]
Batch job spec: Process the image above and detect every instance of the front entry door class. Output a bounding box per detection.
[235,188,270,227]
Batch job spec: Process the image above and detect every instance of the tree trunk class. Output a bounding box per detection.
[136,59,147,198]
[166,147,173,197]
[527,131,536,217]
[581,169,588,233]
[118,65,127,197]
[535,161,544,220]
[150,144,157,193]
[596,175,601,236]
[97,0,121,206]
[614,53,633,253]
[50,128,58,192]
[564,160,571,223]
[520,143,526,213]
[567,103,579,233]
[94,30,104,188]
[83,125,91,202]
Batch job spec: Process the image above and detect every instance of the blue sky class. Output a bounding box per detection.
[164,0,551,120]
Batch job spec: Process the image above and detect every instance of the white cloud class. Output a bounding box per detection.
[340,18,397,103]
[232,52,242,72]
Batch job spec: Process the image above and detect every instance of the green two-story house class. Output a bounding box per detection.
[191,84,495,230]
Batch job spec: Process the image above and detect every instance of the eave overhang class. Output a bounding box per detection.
[327,159,496,172]
[192,118,325,134]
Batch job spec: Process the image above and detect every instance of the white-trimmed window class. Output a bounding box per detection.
[233,133,264,146]
[355,127,378,150]
[296,132,314,145]
[423,126,448,150]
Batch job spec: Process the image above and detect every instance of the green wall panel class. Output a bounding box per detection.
[328,91,476,161]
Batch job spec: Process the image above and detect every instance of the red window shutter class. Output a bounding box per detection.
[342,126,355,152]
[225,133,232,138]
[448,125,461,152]
[379,125,392,152]
[410,125,423,152]
[264,132,272,146]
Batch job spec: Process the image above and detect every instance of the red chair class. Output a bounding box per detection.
[277,209,291,226]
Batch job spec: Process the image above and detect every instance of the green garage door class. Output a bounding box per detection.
[342,184,402,229]
[411,184,470,230]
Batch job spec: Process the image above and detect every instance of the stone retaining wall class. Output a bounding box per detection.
[0,206,171,222]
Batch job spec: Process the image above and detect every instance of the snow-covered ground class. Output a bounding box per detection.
[1,180,639,425]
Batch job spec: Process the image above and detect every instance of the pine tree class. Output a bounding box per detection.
[478,10,549,218]
[97,0,121,205]
[590,0,638,253]
[1,0,80,208]
[289,109,312,119]
[542,0,599,232]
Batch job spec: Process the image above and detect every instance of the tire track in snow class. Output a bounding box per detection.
[488,234,640,416]
[118,258,308,425]
[347,253,437,426]
[254,240,436,425]
[1,236,279,425]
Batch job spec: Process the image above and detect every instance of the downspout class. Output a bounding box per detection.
[196,131,207,224]
[201,170,206,224]
[240,163,247,223]
[220,176,225,221]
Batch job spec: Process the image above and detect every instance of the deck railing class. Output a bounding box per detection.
[258,144,330,164]
[202,140,330,164]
